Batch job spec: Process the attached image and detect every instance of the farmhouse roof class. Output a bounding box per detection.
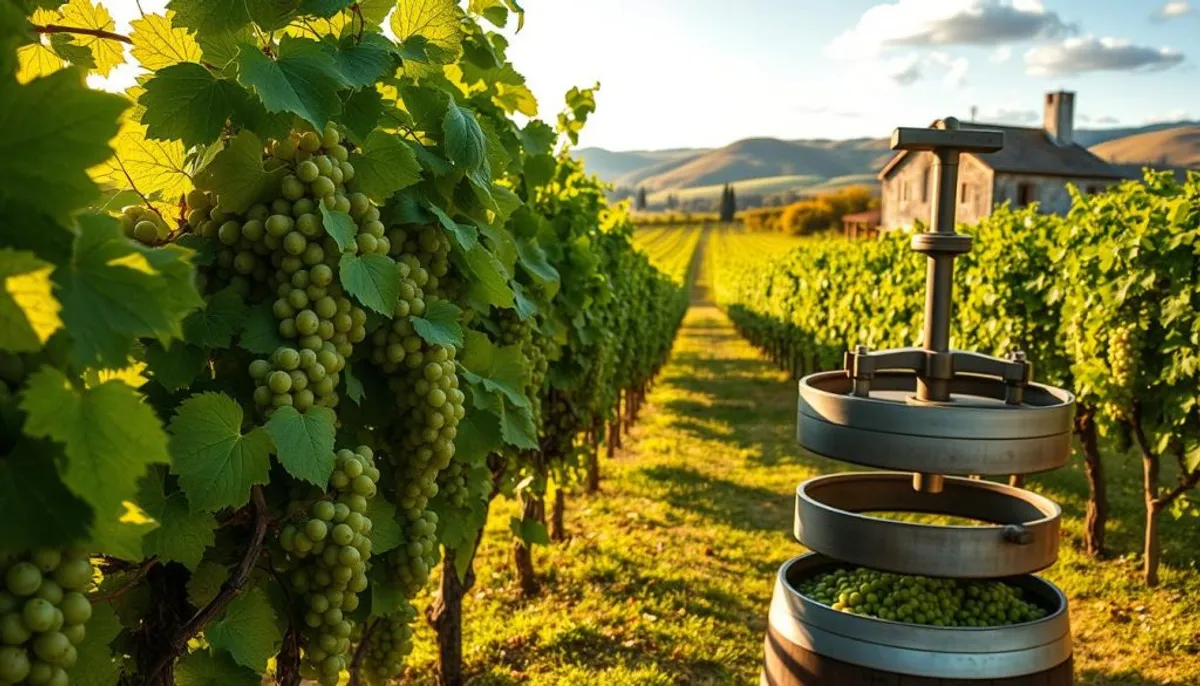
[878,120,1126,181]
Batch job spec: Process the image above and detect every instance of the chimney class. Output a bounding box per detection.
[1044,91,1075,146]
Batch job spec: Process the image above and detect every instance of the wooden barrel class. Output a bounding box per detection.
[763,555,1073,686]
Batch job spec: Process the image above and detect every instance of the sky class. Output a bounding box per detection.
[98,0,1200,152]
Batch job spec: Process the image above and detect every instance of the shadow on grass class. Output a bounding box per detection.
[637,465,794,533]
[1077,668,1168,686]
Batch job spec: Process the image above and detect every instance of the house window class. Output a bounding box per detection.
[960,183,971,204]
[1017,183,1036,207]
[922,167,931,203]
[902,181,910,202]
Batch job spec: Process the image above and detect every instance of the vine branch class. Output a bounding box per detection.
[346,617,381,686]
[148,487,270,682]
[32,23,132,44]
[93,559,159,604]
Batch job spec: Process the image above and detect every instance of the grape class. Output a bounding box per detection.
[281,446,379,679]
[357,604,417,684]
[5,563,41,597]
[0,644,30,682]
[798,566,1049,627]
[0,550,95,685]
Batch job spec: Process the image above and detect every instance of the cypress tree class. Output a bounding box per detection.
[635,186,647,211]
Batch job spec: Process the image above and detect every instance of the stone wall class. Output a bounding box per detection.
[993,174,1118,215]
[881,153,993,229]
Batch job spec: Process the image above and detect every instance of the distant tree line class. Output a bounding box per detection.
[741,186,878,235]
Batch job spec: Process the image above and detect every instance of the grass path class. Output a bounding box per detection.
[403,238,1199,685]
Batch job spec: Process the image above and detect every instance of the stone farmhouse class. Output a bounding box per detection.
[878,91,1127,231]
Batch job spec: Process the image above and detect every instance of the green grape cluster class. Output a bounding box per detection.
[117,205,171,246]
[1107,326,1136,385]
[0,549,94,686]
[496,311,548,430]
[435,461,469,508]
[356,604,417,685]
[279,447,378,686]
[799,567,1049,627]
[367,267,427,371]
[249,343,348,416]
[185,124,381,415]
[361,220,464,597]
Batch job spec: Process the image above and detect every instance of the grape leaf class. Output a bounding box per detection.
[130,11,203,70]
[238,301,289,355]
[442,98,486,172]
[519,119,555,156]
[0,249,62,352]
[66,601,122,686]
[301,0,353,16]
[206,587,282,671]
[138,469,216,570]
[340,87,384,144]
[183,287,247,349]
[144,341,208,391]
[246,0,302,31]
[412,299,463,348]
[0,440,92,550]
[339,252,401,316]
[22,366,171,515]
[319,205,358,252]
[349,129,422,202]
[460,241,514,308]
[264,405,336,487]
[357,0,393,23]
[471,386,537,449]
[327,32,395,88]
[391,0,463,64]
[523,153,555,188]
[425,203,477,251]
[0,68,127,220]
[88,500,156,562]
[368,565,406,618]
[510,515,549,546]
[194,130,287,215]
[57,0,124,76]
[516,235,560,294]
[365,494,402,554]
[95,120,192,204]
[459,330,529,408]
[187,560,229,608]
[237,35,344,131]
[175,648,261,686]
[167,0,252,34]
[342,360,364,404]
[56,215,203,368]
[140,63,245,147]
[511,280,536,321]
[168,392,274,513]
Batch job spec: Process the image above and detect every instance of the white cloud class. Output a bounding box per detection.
[989,46,1013,63]
[887,53,924,84]
[882,52,971,87]
[1025,37,1185,75]
[929,52,970,87]
[982,107,1039,124]
[826,0,1072,59]
[1144,109,1194,124]
[1154,1,1192,19]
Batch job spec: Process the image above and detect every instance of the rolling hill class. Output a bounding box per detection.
[578,120,1199,209]
[1089,125,1200,169]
